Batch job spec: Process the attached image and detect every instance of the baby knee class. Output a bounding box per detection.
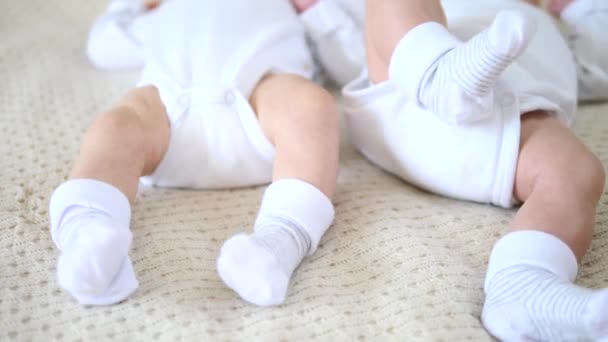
[92,107,146,145]
[552,151,606,201]
[283,76,338,124]
[92,87,163,145]
[119,85,165,117]
[253,74,339,143]
[577,153,606,200]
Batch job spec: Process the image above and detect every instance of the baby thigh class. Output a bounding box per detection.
[143,75,339,194]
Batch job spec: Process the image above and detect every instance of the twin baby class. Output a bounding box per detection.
[49,0,608,340]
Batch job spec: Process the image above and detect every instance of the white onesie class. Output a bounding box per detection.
[340,0,578,208]
[278,0,595,207]
[298,0,366,87]
[301,0,608,100]
[88,0,316,189]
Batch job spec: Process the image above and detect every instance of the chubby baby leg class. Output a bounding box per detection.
[49,85,169,305]
[365,0,447,83]
[217,74,339,306]
[366,0,536,125]
[483,111,608,341]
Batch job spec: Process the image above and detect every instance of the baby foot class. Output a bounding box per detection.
[56,210,138,306]
[391,10,536,124]
[217,234,291,306]
[483,265,608,341]
[50,179,137,306]
[217,223,311,306]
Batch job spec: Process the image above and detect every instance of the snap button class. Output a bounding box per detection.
[177,93,191,108]
[224,90,236,105]
[500,93,515,107]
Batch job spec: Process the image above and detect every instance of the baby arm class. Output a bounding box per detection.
[86,0,159,70]
[295,0,366,87]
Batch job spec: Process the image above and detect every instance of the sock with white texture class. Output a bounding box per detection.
[217,179,334,306]
[482,230,608,341]
[49,179,138,306]
[389,10,536,125]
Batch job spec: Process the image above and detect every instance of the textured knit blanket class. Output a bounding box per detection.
[1,1,607,340]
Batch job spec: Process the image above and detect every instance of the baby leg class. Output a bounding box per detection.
[365,0,536,124]
[217,74,339,306]
[483,112,608,341]
[49,85,170,305]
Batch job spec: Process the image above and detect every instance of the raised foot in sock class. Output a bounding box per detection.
[421,10,537,124]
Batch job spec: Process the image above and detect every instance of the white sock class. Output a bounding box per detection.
[389,10,536,125]
[49,179,138,306]
[217,179,334,306]
[483,231,608,341]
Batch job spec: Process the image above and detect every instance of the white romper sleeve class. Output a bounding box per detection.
[86,0,147,70]
[561,0,608,101]
[299,0,365,87]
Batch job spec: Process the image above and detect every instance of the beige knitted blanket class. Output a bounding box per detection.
[1,0,607,340]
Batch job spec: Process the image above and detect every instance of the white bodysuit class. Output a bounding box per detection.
[303,0,608,100]
[89,0,318,189]
[88,0,605,201]
[305,0,583,208]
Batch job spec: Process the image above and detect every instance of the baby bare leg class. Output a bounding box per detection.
[49,86,169,305]
[217,74,339,306]
[483,112,608,341]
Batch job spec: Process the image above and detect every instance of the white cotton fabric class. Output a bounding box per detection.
[4,0,608,338]
[300,0,366,87]
[87,0,316,189]
[560,0,608,101]
[482,231,608,341]
[217,179,335,306]
[303,0,608,100]
[342,0,578,208]
[49,179,138,306]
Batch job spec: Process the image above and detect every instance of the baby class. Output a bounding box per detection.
[297,0,608,340]
[49,0,350,307]
[298,0,608,103]
[342,0,607,341]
